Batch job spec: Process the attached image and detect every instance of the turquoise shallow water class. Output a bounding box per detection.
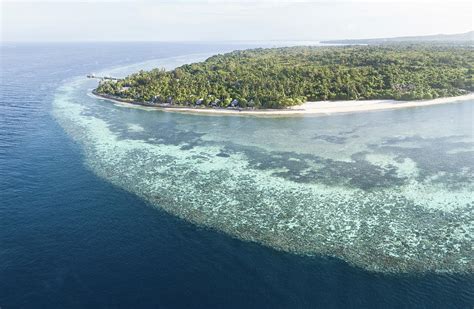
[54,54,473,274]
[1,43,473,308]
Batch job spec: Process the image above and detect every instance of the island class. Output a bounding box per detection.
[321,31,474,45]
[94,45,473,112]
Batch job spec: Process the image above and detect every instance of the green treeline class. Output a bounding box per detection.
[96,45,473,109]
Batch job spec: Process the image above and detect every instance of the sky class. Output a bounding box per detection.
[1,0,472,42]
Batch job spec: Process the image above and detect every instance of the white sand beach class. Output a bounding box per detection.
[92,92,473,116]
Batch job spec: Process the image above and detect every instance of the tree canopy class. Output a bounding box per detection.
[96,45,473,109]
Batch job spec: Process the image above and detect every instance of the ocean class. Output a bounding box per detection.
[1,42,473,308]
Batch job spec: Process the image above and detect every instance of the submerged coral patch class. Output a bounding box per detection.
[53,61,474,274]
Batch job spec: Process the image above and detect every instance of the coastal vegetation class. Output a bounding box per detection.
[95,45,473,109]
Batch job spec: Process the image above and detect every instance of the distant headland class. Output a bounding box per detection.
[321,30,474,45]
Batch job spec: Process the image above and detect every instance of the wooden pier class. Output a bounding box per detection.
[87,74,122,81]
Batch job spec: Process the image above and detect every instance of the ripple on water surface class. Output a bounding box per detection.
[53,58,474,274]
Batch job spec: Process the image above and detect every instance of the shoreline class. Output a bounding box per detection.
[91,91,473,116]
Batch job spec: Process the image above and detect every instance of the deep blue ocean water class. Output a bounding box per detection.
[1,42,473,308]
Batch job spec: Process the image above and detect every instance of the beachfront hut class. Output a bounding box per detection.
[195,98,204,105]
[152,95,161,103]
[210,99,221,107]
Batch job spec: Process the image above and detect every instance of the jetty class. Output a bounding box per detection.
[87,74,122,81]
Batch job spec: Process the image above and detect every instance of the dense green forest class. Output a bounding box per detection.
[96,45,473,109]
